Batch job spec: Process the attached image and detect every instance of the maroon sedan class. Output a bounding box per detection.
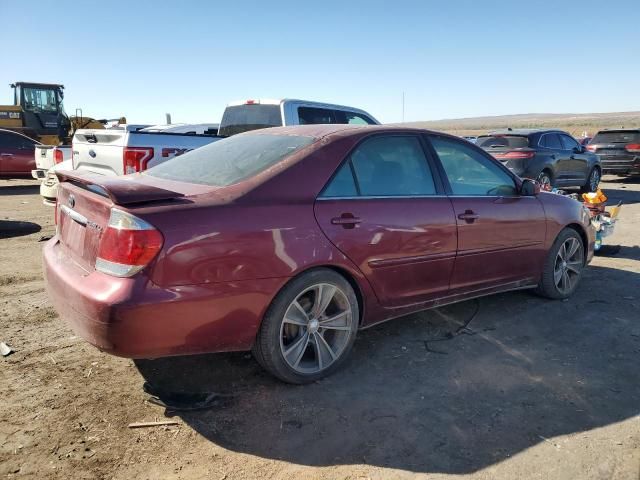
[43,125,595,384]
[0,128,39,178]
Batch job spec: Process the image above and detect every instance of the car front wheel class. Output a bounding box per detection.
[253,269,359,384]
[537,228,585,299]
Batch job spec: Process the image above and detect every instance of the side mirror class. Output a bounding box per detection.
[520,178,540,196]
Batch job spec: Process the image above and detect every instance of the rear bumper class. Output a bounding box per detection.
[43,238,286,358]
[599,155,640,175]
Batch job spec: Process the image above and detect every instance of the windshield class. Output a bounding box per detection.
[218,105,283,136]
[147,134,315,187]
[21,86,61,114]
[476,135,529,149]
[591,131,640,144]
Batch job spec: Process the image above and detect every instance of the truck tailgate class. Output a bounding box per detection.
[73,129,126,176]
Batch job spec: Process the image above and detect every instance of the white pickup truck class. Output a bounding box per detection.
[72,123,220,176]
[31,145,72,180]
[218,98,380,136]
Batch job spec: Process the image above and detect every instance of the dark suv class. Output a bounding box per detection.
[586,129,640,176]
[477,129,601,192]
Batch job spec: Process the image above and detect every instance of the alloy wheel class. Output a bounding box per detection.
[553,237,583,295]
[589,169,600,192]
[279,283,354,374]
[537,172,552,190]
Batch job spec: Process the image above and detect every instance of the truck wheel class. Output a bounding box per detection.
[537,228,585,299]
[253,269,359,384]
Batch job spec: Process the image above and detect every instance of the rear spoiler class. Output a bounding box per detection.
[56,170,184,206]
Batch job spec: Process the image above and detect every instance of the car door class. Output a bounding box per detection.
[426,134,547,293]
[314,134,458,307]
[559,133,589,184]
[538,132,568,184]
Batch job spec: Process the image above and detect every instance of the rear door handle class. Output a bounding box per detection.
[331,214,362,229]
[457,210,479,223]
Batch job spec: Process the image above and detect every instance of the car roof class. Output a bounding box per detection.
[484,128,567,136]
[594,128,640,133]
[238,124,450,140]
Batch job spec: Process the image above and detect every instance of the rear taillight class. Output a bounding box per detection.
[96,209,163,277]
[54,148,64,164]
[494,151,535,159]
[625,143,640,153]
[586,145,597,152]
[123,147,154,174]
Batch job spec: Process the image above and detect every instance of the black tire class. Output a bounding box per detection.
[536,170,553,190]
[536,228,585,299]
[253,268,359,384]
[580,167,601,193]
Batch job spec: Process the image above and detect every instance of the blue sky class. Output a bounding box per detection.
[2,0,638,124]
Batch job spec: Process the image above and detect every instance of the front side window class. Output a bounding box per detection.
[321,135,436,197]
[336,111,376,125]
[429,136,517,196]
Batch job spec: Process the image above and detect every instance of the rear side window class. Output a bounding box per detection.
[476,135,529,149]
[560,134,580,150]
[321,135,436,197]
[430,135,517,196]
[147,134,314,186]
[592,131,640,144]
[0,131,34,148]
[298,107,337,125]
[218,105,283,136]
[539,133,562,149]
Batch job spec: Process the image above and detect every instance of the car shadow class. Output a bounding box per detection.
[0,183,40,196]
[0,220,42,239]
[134,264,640,474]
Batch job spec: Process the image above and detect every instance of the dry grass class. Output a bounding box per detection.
[400,111,640,137]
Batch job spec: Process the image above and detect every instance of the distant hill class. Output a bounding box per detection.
[402,111,640,137]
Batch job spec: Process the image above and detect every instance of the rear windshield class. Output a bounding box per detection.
[476,135,529,149]
[591,131,640,144]
[218,105,283,136]
[146,134,314,187]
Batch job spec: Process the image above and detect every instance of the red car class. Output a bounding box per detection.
[43,125,595,384]
[0,128,39,178]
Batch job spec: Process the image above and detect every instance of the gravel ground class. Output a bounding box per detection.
[0,176,638,480]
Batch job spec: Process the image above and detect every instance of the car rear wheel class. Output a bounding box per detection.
[580,167,601,193]
[537,228,585,299]
[536,170,553,190]
[253,269,359,384]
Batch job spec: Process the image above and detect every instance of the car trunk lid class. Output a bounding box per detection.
[55,171,207,272]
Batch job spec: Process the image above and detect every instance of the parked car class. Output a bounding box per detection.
[578,136,592,146]
[0,128,40,178]
[44,125,595,384]
[40,159,72,206]
[476,129,601,192]
[72,123,221,177]
[218,98,379,137]
[586,129,640,176]
[462,135,477,143]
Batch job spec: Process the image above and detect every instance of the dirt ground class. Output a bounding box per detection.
[0,176,638,480]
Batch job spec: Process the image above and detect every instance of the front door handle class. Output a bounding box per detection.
[1,153,13,157]
[331,213,362,229]
[457,210,479,223]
